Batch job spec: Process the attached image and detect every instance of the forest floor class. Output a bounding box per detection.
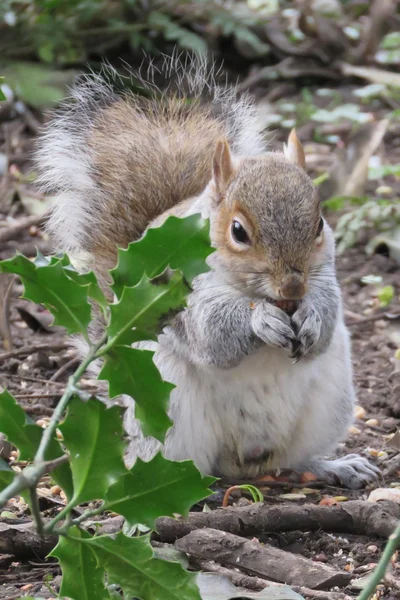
[0,79,400,599]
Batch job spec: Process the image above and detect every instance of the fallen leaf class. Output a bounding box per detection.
[279,493,306,500]
[300,471,318,483]
[368,487,400,503]
[386,429,400,451]
[319,497,338,506]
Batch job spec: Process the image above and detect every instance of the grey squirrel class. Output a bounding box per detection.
[36,57,379,488]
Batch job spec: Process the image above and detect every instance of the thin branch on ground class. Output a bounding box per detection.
[49,355,80,382]
[0,215,40,244]
[0,341,70,362]
[190,557,353,600]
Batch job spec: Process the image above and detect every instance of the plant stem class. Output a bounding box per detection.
[29,486,44,536]
[35,335,106,464]
[0,335,106,509]
[0,455,69,507]
[50,503,107,535]
[357,521,400,600]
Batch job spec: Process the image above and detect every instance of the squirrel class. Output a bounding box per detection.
[36,56,379,488]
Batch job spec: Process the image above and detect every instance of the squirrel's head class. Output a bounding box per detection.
[208,130,329,301]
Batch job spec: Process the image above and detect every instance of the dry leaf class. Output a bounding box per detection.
[386,429,400,451]
[368,487,400,503]
[279,493,306,500]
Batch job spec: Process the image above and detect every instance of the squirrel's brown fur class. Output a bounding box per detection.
[36,57,266,275]
[87,97,225,268]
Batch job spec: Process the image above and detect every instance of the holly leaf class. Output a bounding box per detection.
[0,390,73,497]
[111,215,212,297]
[0,458,14,491]
[50,526,111,600]
[99,348,173,441]
[79,532,201,600]
[107,271,189,346]
[0,254,91,338]
[104,453,214,528]
[59,397,126,506]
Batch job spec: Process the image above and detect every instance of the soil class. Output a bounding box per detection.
[0,82,400,599]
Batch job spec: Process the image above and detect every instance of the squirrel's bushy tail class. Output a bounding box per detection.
[36,54,266,272]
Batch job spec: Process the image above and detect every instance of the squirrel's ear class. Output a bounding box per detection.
[213,139,234,199]
[283,129,306,170]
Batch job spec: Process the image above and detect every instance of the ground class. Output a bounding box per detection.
[0,84,399,599]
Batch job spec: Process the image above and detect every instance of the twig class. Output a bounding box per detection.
[20,404,54,417]
[0,455,69,507]
[0,341,69,362]
[49,355,80,381]
[191,558,352,600]
[0,215,40,244]
[176,528,351,589]
[13,393,61,400]
[0,274,15,351]
[7,373,65,386]
[29,487,44,536]
[345,312,400,327]
[357,521,400,600]
[155,500,400,543]
[35,335,106,465]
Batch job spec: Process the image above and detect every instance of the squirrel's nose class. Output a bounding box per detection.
[279,273,306,300]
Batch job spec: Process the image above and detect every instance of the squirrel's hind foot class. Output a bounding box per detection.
[304,454,380,489]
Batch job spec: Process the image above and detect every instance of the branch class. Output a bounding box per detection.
[0,455,69,507]
[0,334,106,509]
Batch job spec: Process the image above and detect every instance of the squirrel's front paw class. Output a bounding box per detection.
[291,302,322,361]
[252,302,296,353]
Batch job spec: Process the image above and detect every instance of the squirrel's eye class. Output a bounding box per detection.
[232,220,250,245]
[316,217,324,237]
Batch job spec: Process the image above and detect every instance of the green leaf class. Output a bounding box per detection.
[0,253,92,337]
[2,62,75,109]
[0,390,73,497]
[105,453,214,528]
[368,164,400,180]
[108,271,188,345]
[381,32,400,50]
[0,458,14,491]
[111,215,212,297]
[60,397,126,506]
[377,285,394,307]
[99,348,173,441]
[79,532,201,600]
[50,526,111,600]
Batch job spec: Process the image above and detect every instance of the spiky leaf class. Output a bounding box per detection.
[79,532,201,600]
[105,453,214,528]
[0,458,14,491]
[0,254,91,337]
[0,390,73,497]
[60,397,126,505]
[107,271,189,346]
[99,348,173,441]
[111,215,212,297]
[50,526,111,600]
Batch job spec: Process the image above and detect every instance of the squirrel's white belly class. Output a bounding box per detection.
[155,321,354,478]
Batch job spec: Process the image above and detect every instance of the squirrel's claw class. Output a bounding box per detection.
[290,340,302,363]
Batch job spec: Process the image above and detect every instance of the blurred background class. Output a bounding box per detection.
[1,0,400,257]
[1,4,400,595]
